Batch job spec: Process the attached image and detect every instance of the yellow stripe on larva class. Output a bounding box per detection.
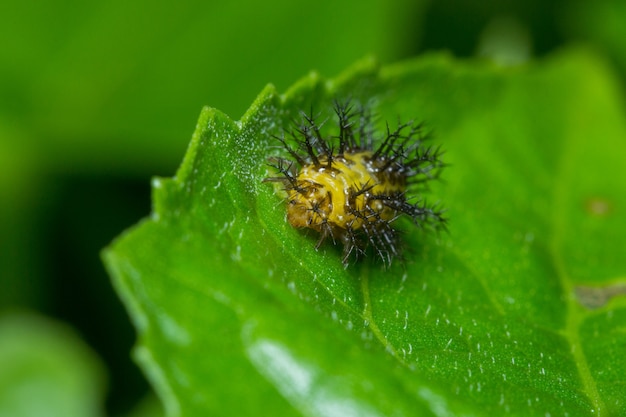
[286,151,404,231]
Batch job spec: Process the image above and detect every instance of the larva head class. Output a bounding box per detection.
[286,179,331,230]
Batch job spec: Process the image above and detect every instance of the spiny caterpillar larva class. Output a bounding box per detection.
[263,99,446,267]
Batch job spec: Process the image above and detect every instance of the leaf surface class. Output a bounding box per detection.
[104,50,626,416]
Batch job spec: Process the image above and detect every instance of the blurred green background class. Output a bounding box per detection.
[1,0,624,415]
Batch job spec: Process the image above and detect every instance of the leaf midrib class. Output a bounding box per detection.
[549,113,605,414]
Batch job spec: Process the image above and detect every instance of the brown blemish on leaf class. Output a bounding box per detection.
[575,283,626,309]
[584,197,613,217]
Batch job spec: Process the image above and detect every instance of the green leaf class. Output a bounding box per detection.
[0,313,106,417]
[104,49,626,416]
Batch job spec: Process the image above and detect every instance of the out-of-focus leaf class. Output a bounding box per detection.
[0,0,423,173]
[0,313,106,417]
[565,0,626,76]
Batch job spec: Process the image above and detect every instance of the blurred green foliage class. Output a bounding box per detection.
[1,0,625,415]
[0,313,106,417]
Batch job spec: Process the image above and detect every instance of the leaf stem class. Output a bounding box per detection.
[551,132,606,415]
[360,269,401,360]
